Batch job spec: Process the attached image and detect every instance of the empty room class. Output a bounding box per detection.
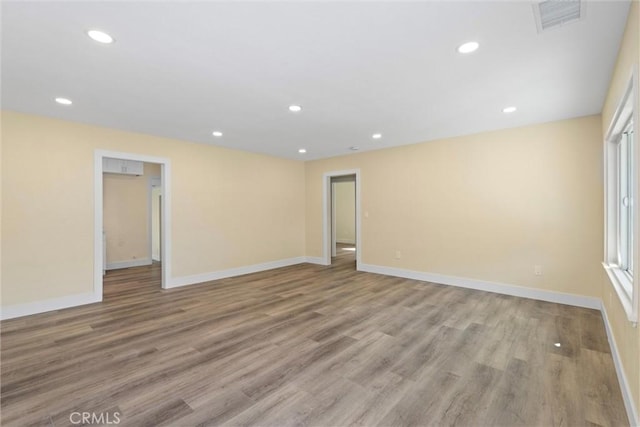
[1,1,639,426]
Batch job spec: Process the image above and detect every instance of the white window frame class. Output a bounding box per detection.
[603,72,638,324]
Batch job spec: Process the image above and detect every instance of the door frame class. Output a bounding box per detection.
[94,150,172,296]
[149,176,162,262]
[322,169,361,267]
[331,181,337,257]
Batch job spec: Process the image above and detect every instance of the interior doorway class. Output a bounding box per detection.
[323,169,361,268]
[331,175,356,264]
[150,177,162,262]
[94,150,172,300]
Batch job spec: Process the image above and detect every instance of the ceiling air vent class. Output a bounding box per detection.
[533,0,584,33]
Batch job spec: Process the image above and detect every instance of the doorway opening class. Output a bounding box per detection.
[332,175,356,267]
[150,176,162,264]
[94,150,172,300]
[323,169,361,268]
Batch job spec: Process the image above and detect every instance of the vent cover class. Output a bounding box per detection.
[533,0,584,33]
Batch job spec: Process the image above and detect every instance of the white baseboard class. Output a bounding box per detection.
[1,292,101,321]
[358,262,639,424]
[601,303,640,427]
[167,257,307,288]
[304,256,329,265]
[358,263,601,309]
[336,239,356,245]
[106,258,152,270]
[2,257,636,425]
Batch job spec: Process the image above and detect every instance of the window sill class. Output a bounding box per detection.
[603,262,637,324]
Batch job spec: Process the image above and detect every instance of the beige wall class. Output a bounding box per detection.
[0,112,3,304]
[1,111,306,305]
[601,0,640,418]
[103,162,160,266]
[307,115,604,298]
[1,8,638,415]
[334,181,355,244]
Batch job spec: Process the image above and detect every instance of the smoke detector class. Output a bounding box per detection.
[533,0,584,33]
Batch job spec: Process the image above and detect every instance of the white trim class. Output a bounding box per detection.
[336,239,356,245]
[94,152,104,300]
[605,70,637,139]
[601,303,640,427]
[0,292,101,320]
[322,169,361,267]
[161,162,172,288]
[603,68,639,323]
[149,176,162,262]
[332,181,337,257]
[147,175,153,265]
[2,256,310,318]
[358,262,640,423]
[304,256,328,265]
[106,258,153,270]
[358,263,601,309]
[603,262,637,324]
[95,150,172,295]
[167,257,306,288]
[2,254,637,423]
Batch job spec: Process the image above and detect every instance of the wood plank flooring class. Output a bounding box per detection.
[0,245,628,426]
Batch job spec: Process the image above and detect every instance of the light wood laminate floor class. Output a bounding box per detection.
[1,248,628,426]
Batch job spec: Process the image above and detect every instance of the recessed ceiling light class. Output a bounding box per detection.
[87,30,114,44]
[502,106,517,113]
[288,105,302,113]
[554,342,561,348]
[212,131,223,137]
[372,133,382,139]
[350,146,359,151]
[55,97,72,105]
[457,41,479,54]
[298,148,307,154]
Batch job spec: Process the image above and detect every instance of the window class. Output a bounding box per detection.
[618,122,634,276]
[604,76,638,323]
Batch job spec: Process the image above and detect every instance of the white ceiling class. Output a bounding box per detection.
[1,1,631,160]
